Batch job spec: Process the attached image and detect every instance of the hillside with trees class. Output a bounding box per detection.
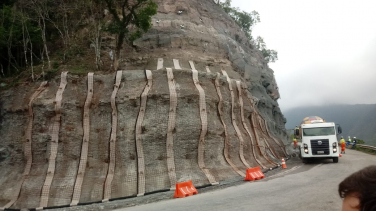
[0,0,157,81]
[0,0,288,209]
[0,0,277,85]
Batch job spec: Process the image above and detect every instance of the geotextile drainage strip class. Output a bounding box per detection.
[250,112,277,166]
[1,81,48,210]
[236,81,266,169]
[0,59,286,210]
[135,70,153,196]
[39,72,68,209]
[166,67,178,190]
[103,71,123,202]
[222,70,251,169]
[70,72,94,206]
[190,61,218,186]
[214,73,245,177]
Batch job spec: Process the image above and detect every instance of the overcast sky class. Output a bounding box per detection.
[231,0,376,112]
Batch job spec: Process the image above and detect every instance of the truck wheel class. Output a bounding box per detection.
[333,157,339,163]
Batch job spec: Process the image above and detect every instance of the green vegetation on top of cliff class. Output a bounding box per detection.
[1,0,278,89]
[102,0,157,70]
[0,0,157,83]
[216,0,278,63]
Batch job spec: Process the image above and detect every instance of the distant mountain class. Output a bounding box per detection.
[283,104,376,146]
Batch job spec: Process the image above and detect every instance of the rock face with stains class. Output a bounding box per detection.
[0,0,288,209]
[129,0,285,130]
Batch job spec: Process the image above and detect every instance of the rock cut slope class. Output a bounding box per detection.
[0,0,288,209]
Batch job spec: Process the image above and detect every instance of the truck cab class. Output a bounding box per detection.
[298,117,341,163]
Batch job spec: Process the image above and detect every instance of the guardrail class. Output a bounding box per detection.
[356,144,376,151]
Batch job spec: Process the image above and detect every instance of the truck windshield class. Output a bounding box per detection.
[303,127,335,136]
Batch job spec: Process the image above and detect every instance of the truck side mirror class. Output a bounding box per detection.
[295,128,299,136]
[338,126,342,134]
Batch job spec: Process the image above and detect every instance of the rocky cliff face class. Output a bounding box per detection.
[129,0,285,132]
[0,0,288,209]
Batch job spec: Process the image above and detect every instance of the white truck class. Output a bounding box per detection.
[296,116,342,163]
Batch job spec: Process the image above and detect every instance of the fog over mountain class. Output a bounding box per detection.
[232,0,376,111]
[284,104,376,146]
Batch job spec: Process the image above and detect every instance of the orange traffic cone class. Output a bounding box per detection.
[281,157,287,169]
[339,154,342,157]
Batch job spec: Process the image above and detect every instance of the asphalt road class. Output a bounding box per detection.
[116,150,376,211]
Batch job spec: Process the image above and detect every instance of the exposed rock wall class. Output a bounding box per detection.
[124,0,286,138]
[0,0,289,209]
[0,64,286,209]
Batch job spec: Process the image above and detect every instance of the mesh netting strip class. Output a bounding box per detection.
[135,70,153,196]
[263,136,280,162]
[157,58,164,70]
[258,116,278,165]
[250,113,275,166]
[1,81,48,210]
[256,116,277,165]
[166,68,178,190]
[39,72,68,208]
[244,92,268,165]
[215,73,245,177]
[236,81,266,169]
[70,72,94,206]
[221,70,251,169]
[103,71,122,201]
[173,59,182,69]
[256,114,282,161]
[257,117,280,160]
[263,118,288,157]
[190,61,218,185]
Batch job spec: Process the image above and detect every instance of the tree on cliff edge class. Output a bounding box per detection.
[102,0,157,70]
[218,0,278,63]
[256,36,278,63]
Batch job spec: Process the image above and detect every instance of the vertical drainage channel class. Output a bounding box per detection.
[135,70,153,196]
[258,117,280,160]
[263,136,280,163]
[256,116,279,165]
[189,61,218,185]
[245,92,274,166]
[173,59,182,70]
[39,72,68,209]
[250,113,276,166]
[236,81,266,169]
[221,70,251,169]
[157,58,164,70]
[103,71,123,202]
[214,73,245,177]
[264,118,288,157]
[70,72,94,206]
[166,68,178,190]
[1,81,48,210]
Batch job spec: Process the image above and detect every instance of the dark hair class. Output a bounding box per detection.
[338,165,376,210]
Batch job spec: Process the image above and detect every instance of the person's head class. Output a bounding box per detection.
[338,165,376,211]
[354,137,356,139]
[341,136,344,139]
